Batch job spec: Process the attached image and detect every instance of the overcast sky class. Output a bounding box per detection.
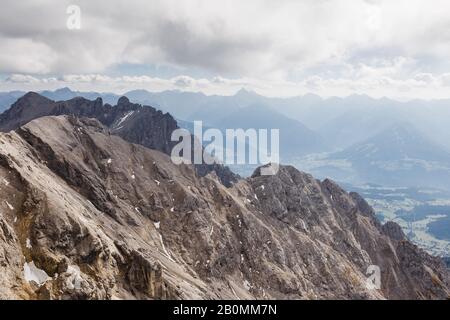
[1,0,450,99]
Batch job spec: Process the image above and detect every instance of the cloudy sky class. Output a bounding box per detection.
[1,0,450,99]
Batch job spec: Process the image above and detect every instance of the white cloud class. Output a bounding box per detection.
[6,74,40,83]
[0,38,57,74]
[440,73,450,87]
[1,0,450,98]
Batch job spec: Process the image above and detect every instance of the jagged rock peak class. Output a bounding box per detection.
[0,93,239,187]
[117,96,130,106]
[11,92,54,109]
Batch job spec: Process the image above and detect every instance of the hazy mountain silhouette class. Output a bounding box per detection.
[328,123,450,189]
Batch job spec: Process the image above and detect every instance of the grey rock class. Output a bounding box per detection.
[0,93,239,187]
[0,115,448,299]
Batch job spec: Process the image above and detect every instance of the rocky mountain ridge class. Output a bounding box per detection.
[0,92,238,187]
[0,113,448,299]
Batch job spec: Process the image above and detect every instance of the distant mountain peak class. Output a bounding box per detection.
[302,93,322,100]
[234,87,258,97]
[17,91,53,104]
[54,87,74,94]
[333,121,450,166]
[346,93,375,102]
[125,89,150,94]
[375,122,429,143]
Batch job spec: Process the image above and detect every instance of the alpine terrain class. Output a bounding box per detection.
[0,94,449,300]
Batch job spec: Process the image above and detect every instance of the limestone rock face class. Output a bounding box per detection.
[0,93,239,187]
[0,115,448,300]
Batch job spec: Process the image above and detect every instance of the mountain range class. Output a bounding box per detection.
[4,87,450,143]
[297,123,450,190]
[0,92,239,187]
[0,88,450,142]
[3,87,450,148]
[0,93,449,299]
[3,88,450,189]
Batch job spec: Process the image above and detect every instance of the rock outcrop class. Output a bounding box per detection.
[0,115,448,300]
[0,93,239,187]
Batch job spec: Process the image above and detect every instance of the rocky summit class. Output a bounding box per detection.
[0,93,238,187]
[0,96,449,300]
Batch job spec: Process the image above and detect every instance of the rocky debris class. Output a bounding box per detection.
[0,115,448,300]
[0,93,239,187]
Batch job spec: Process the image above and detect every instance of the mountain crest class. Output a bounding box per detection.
[0,93,239,186]
[117,96,130,105]
[16,91,53,105]
[0,110,448,300]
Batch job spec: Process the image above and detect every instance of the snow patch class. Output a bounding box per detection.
[26,238,32,249]
[4,201,14,210]
[23,261,50,286]
[66,265,83,290]
[154,221,160,229]
[154,179,160,186]
[158,233,174,262]
[115,111,134,127]
[300,220,309,233]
